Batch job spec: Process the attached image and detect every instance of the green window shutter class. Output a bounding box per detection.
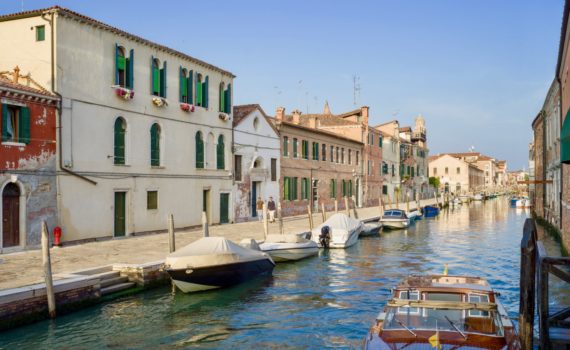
[114,118,125,164]
[342,180,346,197]
[127,49,134,89]
[379,136,383,147]
[292,177,298,200]
[203,76,209,108]
[1,104,7,142]
[283,137,289,156]
[219,83,224,112]
[284,177,290,200]
[150,124,160,166]
[225,84,231,113]
[160,61,167,98]
[217,135,225,169]
[301,178,306,199]
[179,66,185,102]
[196,132,204,168]
[562,110,570,163]
[196,77,202,106]
[349,180,353,197]
[115,44,120,85]
[293,138,297,157]
[188,70,193,104]
[19,107,30,144]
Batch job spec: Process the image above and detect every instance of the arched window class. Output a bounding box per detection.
[219,82,225,112]
[150,123,160,166]
[114,44,134,89]
[151,57,166,97]
[114,117,126,165]
[217,135,225,169]
[196,74,209,108]
[116,47,126,87]
[179,67,193,103]
[195,131,204,168]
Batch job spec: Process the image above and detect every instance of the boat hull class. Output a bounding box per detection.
[380,219,409,230]
[261,246,319,262]
[167,258,275,293]
[423,205,439,217]
[361,223,382,236]
[329,229,360,248]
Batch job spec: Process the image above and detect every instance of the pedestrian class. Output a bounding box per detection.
[267,196,276,223]
[256,197,264,221]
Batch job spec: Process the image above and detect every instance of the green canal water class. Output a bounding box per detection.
[1,199,568,349]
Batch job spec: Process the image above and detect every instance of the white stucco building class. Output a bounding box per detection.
[232,105,280,222]
[0,6,235,241]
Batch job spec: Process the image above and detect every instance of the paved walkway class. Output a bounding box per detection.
[0,199,437,290]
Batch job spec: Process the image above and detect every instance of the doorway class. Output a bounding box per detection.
[2,183,20,247]
[251,181,260,217]
[203,189,210,223]
[220,193,229,224]
[114,191,126,237]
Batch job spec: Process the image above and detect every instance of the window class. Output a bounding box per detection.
[322,144,327,161]
[330,145,334,162]
[367,160,371,175]
[348,150,352,165]
[291,177,298,200]
[348,180,353,197]
[283,136,289,156]
[151,57,167,98]
[411,167,415,177]
[36,25,45,41]
[397,290,420,315]
[379,136,383,147]
[382,185,388,195]
[302,140,309,159]
[234,155,242,181]
[468,294,490,317]
[1,104,30,144]
[445,167,449,175]
[312,142,319,160]
[115,45,134,89]
[216,135,225,169]
[147,190,158,210]
[271,158,277,181]
[293,138,298,158]
[114,118,126,165]
[283,177,290,200]
[301,177,309,200]
[392,164,395,176]
[457,167,460,174]
[407,166,411,175]
[330,179,337,198]
[219,82,231,113]
[150,123,161,166]
[342,179,347,197]
[341,148,345,164]
[370,134,374,146]
[179,67,193,103]
[356,151,359,165]
[196,74,209,108]
[195,132,204,168]
[383,162,388,174]
[433,167,437,175]
[336,147,340,163]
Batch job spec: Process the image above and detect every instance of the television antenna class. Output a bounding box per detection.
[353,75,361,106]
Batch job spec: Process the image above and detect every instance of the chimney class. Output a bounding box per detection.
[361,106,369,125]
[13,66,20,84]
[292,109,302,124]
[308,116,317,129]
[276,107,285,121]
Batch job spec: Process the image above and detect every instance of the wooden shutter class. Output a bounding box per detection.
[114,118,125,165]
[301,178,306,199]
[188,70,193,104]
[217,135,225,169]
[562,111,570,163]
[127,49,134,89]
[115,44,120,85]
[160,61,167,98]
[1,104,7,142]
[196,76,202,106]
[283,136,288,156]
[271,158,277,181]
[18,106,30,144]
[349,180,353,197]
[179,66,184,102]
[293,177,298,200]
[151,56,155,93]
[196,132,204,168]
[150,124,159,166]
[219,83,224,111]
[284,177,290,200]
[203,76,209,108]
[225,84,231,113]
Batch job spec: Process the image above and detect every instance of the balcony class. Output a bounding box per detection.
[411,131,426,142]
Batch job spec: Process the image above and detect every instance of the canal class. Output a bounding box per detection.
[0,199,567,349]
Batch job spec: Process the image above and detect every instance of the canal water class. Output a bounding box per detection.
[1,199,567,349]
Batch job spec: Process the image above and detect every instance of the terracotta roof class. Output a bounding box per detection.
[0,6,234,77]
[428,155,443,162]
[0,76,56,98]
[399,126,412,132]
[233,104,262,127]
[447,152,481,158]
[268,118,363,145]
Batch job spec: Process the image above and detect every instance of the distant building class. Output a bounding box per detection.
[428,154,484,194]
[0,68,59,252]
[232,105,280,222]
[375,121,401,201]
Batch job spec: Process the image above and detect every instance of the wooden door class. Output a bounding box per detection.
[2,183,20,247]
[251,182,258,217]
[114,192,126,237]
[220,193,229,224]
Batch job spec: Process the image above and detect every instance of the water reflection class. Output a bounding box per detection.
[1,199,568,349]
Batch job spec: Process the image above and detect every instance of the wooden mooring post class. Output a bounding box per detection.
[263,203,269,238]
[202,211,209,237]
[307,205,314,231]
[277,203,284,234]
[344,197,350,217]
[334,199,338,214]
[168,214,175,253]
[519,218,537,350]
[321,202,326,222]
[41,221,56,319]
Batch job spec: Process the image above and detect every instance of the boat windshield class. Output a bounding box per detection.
[382,306,505,337]
[384,211,404,218]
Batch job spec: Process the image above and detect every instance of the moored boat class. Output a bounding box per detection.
[423,205,440,218]
[363,274,520,349]
[473,193,484,201]
[509,197,519,207]
[259,234,319,262]
[311,213,363,248]
[164,237,275,293]
[515,197,531,209]
[380,209,410,230]
[407,210,422,221]
[361,222,383,236]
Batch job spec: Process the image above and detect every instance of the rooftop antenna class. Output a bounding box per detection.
[21,0,24,11]
[469,145,475,152]
[353,75,361,106]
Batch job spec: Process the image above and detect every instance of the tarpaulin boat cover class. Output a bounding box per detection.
[312,213,362,235]
[265,234,309,244]
[165,237,271,270]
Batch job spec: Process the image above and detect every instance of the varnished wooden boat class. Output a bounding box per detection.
[363,274,520,349]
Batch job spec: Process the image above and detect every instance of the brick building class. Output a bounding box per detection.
[531,112,545,218]
[0,68,59,252]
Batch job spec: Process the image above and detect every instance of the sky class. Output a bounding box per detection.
[0,0,564,169]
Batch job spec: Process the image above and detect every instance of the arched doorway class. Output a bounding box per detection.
[2,183,20,247]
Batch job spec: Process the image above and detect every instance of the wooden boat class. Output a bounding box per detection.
[259,234,319,262]
[361,222,383,236]
[423,205,439,218]
[380,209,410,230]
[363,274,520,349]
[311,213,363,248]
[164,237,275,293]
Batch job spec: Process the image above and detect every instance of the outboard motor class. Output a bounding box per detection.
[319,225,331,248]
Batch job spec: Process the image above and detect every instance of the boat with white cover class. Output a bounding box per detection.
[380,209,410,230]
[473,193,484,201]
[311,213,363,248]
[259,234,319,262]
[164,237,275,293]
[407,210,422,221]
[361,222,383,236]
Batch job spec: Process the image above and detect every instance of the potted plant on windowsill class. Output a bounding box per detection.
[112,85,135,100]
[180,103,195,112]
[152,96,168,107]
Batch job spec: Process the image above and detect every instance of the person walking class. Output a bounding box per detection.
[267,197,276,223]
[256,197,264,221]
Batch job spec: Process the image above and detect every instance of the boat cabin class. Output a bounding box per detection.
[383,210,408,219]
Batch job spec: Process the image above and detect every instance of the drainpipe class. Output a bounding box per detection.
[41,11,96,185]
[557,76,563,227]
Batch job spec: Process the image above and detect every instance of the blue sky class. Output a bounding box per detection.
[1,0,563,169]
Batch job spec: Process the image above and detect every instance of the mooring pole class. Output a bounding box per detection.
[334,199,338,214]
[307,205,314,231]
[321,202,326,222]
[202,211,209,237]
[263,203,269,239]
[519,219,537,350]
[278,202,284,235]
[351,196,358,219]
[41,221,56,319]
[344,197,350,217]
[168,214,175,253]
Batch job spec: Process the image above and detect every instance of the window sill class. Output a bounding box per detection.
[114,163,131,167]
[151,166,165,169]
[2,142,26,147]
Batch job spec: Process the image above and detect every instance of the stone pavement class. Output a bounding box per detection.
[0,199,436,290]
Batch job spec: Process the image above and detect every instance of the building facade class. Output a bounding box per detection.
[428,154,484,194]
[0,69,59,252]
[0,7,234,242]
[272,108,363,217]
[378,127,400,201]
[532,112,545,218]
[232,105,280,222]
[544,80,562,227]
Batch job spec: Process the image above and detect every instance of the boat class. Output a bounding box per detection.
[459,195,470,204]
[473,193,484,201]
[407,210,422,221]
[164,237,275,293]
[259,234,319,262]
[509,197,519,207]
[380,209,410,230]
[361,222,383,236]
[311,213,363,248]
[451,198,462,206]
[423,205,440,218]
[363,274,520,349]
[515,197,531,209]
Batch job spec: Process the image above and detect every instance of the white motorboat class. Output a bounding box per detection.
[360,222,383,236]
[259,234,319,262]
[473,193,484,201]
[516,197,531,209]
[311,213,363,248]
[380,209,410,230]
[406,210,422,221]
[164,237,275,293]
[452,197,462,206]
[459,195,471,203]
